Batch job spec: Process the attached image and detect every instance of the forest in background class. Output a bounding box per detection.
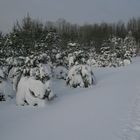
[0,15,140,57]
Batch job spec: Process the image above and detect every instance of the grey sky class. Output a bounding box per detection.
[0,0,140,32]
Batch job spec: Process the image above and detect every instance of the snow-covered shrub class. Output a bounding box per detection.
[123,59,131,66]
[0,67,15,101]
[96,34,137,67]
[15,56,55,106]
[123,31,137,57]
[7,57,25,91]
[0,67,7,79]
[86,48,99,67]
[0,79,15,100]
[5,52,55,106]
[68,53,75,67]
[54,66,68,80]
[38,53,51,64]
[66,65,96,88]
[8,66,22,91]
[16,76,54,106]
[98,47,112,67]
[87,58,97,66]
[55,51,68,67]
[68,50,89,67]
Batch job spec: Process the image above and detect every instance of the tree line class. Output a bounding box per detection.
[0,15,140,57]
[52,17,140,50]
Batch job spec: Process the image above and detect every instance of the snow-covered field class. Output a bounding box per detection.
[0,57,140,140]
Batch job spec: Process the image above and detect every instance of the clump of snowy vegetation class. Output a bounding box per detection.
[90,32,137,67]
[54,66,68,80]
[16,56,55,106]
[68,50,89,67]
[0,66,15,101]
[5,54,55,106]
[16,76,54,106]
[66,46,96,88]
[66,65,96,88]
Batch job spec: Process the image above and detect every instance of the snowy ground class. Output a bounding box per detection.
[0,57,140,140]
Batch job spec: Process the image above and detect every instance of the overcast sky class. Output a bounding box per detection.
[0,0,140,32]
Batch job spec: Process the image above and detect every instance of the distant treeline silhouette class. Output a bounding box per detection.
[0,15,140,56]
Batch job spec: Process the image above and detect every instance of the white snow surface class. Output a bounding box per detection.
[0,57,140,140]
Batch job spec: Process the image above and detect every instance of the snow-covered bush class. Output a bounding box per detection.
[54,66,68,80]
[95,34,137,67]
[0,79,15,100]
[16,76,54,106]
[66,46,96,88]
[55,51,68,67]
[66,65,96,88]
[7,57,25,92]
[87,58,97,67]
[123,31,137,58]
[15,56,55,106]
[0,67,15,101]
[8,66,22,91]
[68,50,89,67]
[5,52,55,106]
[68,53,75,67]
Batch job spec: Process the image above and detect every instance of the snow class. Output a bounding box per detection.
[54,66,68,80]
[0,57,140,140]
[0,79,15,99]
[123,59,131,66]
[8,66,22,91]
[0,67,15,99]
[68,42,77,47]
[68,55,75,67]
[66,65,96,88]
[0,68,6,78]
[55,53,61,59]
[16,77,54,106]
[87,58,97,66]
